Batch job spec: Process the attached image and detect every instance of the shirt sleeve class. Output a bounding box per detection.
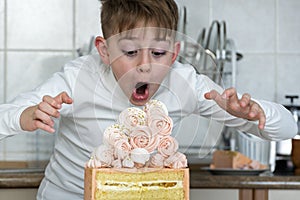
[195,74,298,141]
[0,62,77,140]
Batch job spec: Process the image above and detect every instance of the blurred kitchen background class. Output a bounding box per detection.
[0,0,300,169]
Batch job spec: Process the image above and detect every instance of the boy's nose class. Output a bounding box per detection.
[137,50,151,73]
[137,64,151,73]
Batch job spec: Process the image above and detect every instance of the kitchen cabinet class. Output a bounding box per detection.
[269,190,300,200]
[0,188,38,200]
[190,169,300,200]
[190,189,238,200]
[190,189,300,200]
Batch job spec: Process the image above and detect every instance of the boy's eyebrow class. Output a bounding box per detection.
[117,36,171,43]
[117,38,172,49]
[118,36,139,42]
[153,38,172,43]
[115,37,137,46]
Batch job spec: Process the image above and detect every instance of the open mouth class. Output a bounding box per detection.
[135,82,148,94]
[132,82,149,101]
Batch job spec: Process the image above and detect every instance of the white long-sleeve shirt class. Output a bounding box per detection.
[0,54,297,199]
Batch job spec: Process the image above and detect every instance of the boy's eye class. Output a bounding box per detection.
[123,50,138,57]
[151,50,166,57]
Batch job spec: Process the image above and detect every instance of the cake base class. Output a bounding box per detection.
[84,168,189,200]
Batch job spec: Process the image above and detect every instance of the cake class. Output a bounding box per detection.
[210,150,267,170]
[84,100,189,200]
[84,168,189,200]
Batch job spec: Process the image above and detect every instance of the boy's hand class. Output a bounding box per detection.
[20,92,73,133]
[204,87,266,130]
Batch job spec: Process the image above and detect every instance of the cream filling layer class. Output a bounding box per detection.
[97,180,183,191]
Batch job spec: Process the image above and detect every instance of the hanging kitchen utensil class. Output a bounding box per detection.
[178,6,187,63]
[216,21,227,84]
[197,28,206,46]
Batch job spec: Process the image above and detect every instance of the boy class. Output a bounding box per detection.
[0,0,297,199]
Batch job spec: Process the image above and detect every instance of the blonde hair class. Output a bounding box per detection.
[100,0,179,39]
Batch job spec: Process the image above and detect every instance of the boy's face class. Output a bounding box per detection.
[97,27,180,106]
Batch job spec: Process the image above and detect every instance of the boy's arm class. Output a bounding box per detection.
[0,67,75,140]
[196,74,298,141]
[204,88,266,130]
[205,88,298,141]
[20,92,73,133]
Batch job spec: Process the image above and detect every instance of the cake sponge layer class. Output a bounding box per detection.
[95,188,185,200]
[84,168,189,200]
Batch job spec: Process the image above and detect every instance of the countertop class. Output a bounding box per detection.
[1,164,300,189]
[0,172,44,188]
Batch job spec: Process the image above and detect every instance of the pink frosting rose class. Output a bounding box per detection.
[112,159,122,168]
[129,126,159,153]
[85,157,102,168]
[164,152,188,169]
[90,145,114,167]
[122,156,135,168]
[114,139,131,160]
[144,99,168,116]
[103,124,128,146]
[130,148,150,167]
[118,107,147,130]
[157,136,179,157]
[148,113,173,136]
[148,153,165,168]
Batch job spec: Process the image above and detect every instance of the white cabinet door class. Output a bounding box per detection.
[269,190,300,200]
[190,189,238,200]
[0,189,38,200]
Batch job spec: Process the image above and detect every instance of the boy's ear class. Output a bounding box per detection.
[171,42,181,64]
[95,36,110,65]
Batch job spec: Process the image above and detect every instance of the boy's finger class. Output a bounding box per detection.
[258,113,266,130]
[205,90,231,110]
[42,95,61,109]
[60,92,73,104]
[34,120,55,133]
[204,90,219,100]
[240,93,251,107]
[222,88,238,101]
[38,101,60,118]
[34,109,55,126]
[54,92,73,105]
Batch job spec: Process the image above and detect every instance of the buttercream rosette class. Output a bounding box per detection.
[86,100,187,169]
[157,136,179,157]
[118,107,147,131]
[86,145,114,168]
[148,112,173,137]
[129,126,159,153]
[103,124,128,147]
[144,99,168,116]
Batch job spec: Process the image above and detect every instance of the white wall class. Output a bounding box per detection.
[177,0,300,104]
[175,0,300,154]
[0,0,101,161]
[0,0,300,161]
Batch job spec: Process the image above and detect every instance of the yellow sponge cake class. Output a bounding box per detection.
[84,168,189,200]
